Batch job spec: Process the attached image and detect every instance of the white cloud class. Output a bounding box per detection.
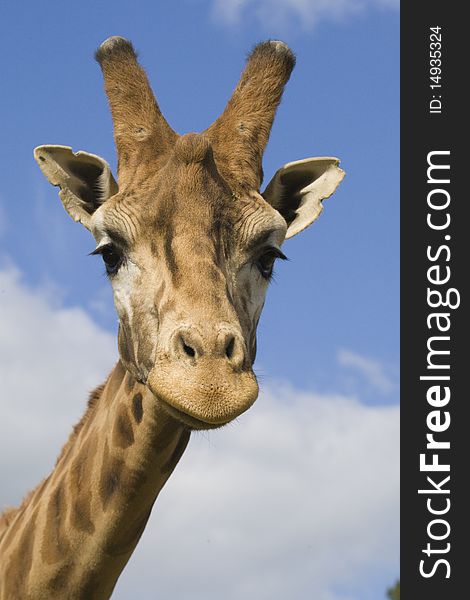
[338,348,396,394]
[211,0,399,30]
[0,265,117,502]
[0,266,399,600]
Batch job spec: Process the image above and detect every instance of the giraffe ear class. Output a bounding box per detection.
[34,145,118,231]
[262,157,345,239]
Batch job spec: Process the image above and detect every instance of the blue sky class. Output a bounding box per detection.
[0,1,399,599]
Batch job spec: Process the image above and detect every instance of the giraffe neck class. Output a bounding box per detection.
[0,361,190,599]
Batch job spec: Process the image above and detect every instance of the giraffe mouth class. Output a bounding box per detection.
[147,359,259,430]
[156,396,230,430]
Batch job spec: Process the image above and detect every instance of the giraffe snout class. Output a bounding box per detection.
[149,323,258,428]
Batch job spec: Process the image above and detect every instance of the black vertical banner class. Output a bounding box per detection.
[401,5,468,599]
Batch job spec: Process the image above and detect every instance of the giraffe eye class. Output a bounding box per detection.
[256,248,287,280]
[91,244,123,276]
[102,247,123,275]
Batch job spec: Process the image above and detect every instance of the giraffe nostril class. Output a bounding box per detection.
[219,331,245,369]
[225,336,235,360]
[173,329,202,361]
[182,341,196,358]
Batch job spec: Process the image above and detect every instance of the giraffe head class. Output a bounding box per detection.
[35,37,344,430]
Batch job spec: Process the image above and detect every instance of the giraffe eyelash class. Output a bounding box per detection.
[255,247,288,280]
[90,243,124,276]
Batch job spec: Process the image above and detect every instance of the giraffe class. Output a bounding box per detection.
[0,37,344,598]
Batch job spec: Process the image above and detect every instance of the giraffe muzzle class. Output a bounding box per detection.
[147,334,259,429]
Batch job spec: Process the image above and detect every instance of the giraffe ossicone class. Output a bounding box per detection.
[0,36,344,598]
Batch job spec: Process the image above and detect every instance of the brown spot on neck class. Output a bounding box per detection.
[132,392,144,423]
[99,443,125,510]
[47,562,73,593]
[42,480,70,565]
[113,404,135,448]
[68,436,97,535]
